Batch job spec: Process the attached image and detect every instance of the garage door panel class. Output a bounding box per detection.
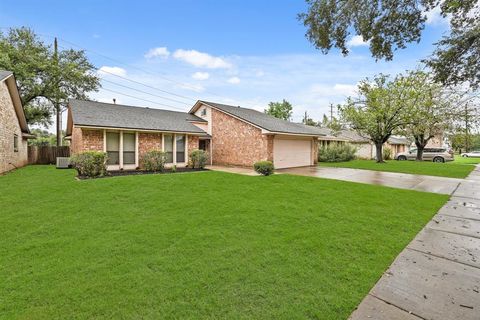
[274,138,311,169]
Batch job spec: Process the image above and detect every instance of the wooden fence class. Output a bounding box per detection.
[28,146,70,165]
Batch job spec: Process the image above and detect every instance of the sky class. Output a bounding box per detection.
[0,0,451,129]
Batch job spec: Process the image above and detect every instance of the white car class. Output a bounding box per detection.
[461,151,480,158]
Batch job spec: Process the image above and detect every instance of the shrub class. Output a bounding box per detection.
[318,143,357,162]
[70,151,108,178]
[383,147,392,160]
[141,150,167,172]
[254,161,274,176]
[189,149,209,169]
[171,165,176,173]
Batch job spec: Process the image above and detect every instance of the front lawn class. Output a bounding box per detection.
[454,154,480,165]
[0,166,447,319]
[319,159,475,178]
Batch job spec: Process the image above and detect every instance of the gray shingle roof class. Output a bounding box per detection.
[0,70,13,81]
[69,99,207,134]
[388,136,410,145]
[199,101,325,136]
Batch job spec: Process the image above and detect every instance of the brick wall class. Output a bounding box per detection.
[82,129,103,152]
[211,108,269,167]
[187,135,199,155]
[70,127,83,154]
[0,81,28,174]
[138,132,162,164]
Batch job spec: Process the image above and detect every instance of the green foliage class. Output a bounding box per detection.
[70,151,108,178]
[302,111,318,126]
[141,150,167,172]
[264,99,293,120]
[28,129,69,146]
[189,149,208,169]
[0,27,100,126]
[340,74,410,162]
[253,161,274,176]
[299,0,479,88]
[318,143,357,162]
[171,165,177,173]
[382,148,393,161]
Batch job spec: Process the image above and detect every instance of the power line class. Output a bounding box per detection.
[100,78,191,106]
[53,35,226,99]
[100,87,188,111]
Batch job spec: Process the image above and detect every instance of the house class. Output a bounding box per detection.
[0,71,33,174]
[317,128,410,159]
[65,99,325,170]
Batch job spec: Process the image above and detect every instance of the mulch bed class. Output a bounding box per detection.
[76,167,208,180]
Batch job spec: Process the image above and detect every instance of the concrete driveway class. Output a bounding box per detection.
[277,166,463,195]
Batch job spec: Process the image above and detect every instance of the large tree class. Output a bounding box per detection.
[400,71,456,160]
[299,0,480,88]
[265,99,293,120]
[340,74,410,162]
[0,27,100,145]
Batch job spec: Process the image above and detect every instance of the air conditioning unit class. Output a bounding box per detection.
[56,157,71,169]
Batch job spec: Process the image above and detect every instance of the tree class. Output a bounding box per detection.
[340,74,409,162]
[0,27,100,145]
[400,71,456,160]
[265,99,293,120]
[302,111,317,126]
[299,0,480,89]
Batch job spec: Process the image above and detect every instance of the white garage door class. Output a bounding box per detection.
[274,138,312,169]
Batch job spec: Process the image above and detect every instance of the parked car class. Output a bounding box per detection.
[461,151,480,158]
[395,148,454,163]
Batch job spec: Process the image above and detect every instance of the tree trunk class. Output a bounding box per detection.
[375,143,384,163]
[56,106,61,146]
[416,144,424,161]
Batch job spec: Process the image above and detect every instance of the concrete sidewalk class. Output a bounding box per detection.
[349,166,480,320]
[277,166,463,195]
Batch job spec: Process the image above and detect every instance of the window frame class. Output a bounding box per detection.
[13,134,18,152]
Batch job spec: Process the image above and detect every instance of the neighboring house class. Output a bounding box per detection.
[65,100,325,170]
[0,71,33,174]
[318,128,410,159]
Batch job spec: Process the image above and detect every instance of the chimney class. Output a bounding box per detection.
[113,98,116,104]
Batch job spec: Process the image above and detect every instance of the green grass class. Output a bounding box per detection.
[319,158,476,178]
[0,166,447,319]
[453,154,480,165]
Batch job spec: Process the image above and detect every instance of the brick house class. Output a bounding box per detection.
[65,99,325,170]
[0,71,33,174]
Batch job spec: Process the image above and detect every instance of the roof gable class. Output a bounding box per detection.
[68,99,207,134]
[0,70,30,134]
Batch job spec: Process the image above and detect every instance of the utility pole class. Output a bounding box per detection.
[330,103,334,121]
[54,37,62,146]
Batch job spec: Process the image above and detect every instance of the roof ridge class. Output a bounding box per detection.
[69,99,190,115]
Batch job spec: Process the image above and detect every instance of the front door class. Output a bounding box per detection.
[199,140,207,151]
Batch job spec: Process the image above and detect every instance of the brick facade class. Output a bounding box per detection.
[0,81,28,174]
[187,135,199,155]
[70,128,104,154]
[211,108,270,167]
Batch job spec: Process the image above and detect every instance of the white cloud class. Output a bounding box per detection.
[173,49,232,69]
[347,35,369,47]
[310,83,357,97]
[227,76,241,84]
[192,72,210,80]
[145,47,170,59]
[177,83,205,93]
[425,6,449,25]
[255,70,265,77]
[98,66,127,77]
[92,34,101,39]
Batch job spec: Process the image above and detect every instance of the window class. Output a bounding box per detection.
[176,134,186,163]
[13,134,18,152]
[106,132,120,165]
[201,108,207,116]
[164,134,173,163]
[123,133,135,165]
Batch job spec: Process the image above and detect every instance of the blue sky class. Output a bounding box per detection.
[0,0,450,126]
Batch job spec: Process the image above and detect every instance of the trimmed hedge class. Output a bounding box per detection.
[70,151,108,178]
[254,161,274,176]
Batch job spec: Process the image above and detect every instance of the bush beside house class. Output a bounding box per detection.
[318,143,357,162]
[189,149,208,169]
[70,151,108,178]
[254,161,274,176]
[141,150,167,172]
